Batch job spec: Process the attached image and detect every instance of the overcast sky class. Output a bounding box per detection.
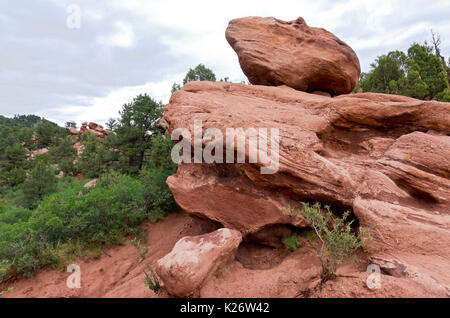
[1,0,449,127]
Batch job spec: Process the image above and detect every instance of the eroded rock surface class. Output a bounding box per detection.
[226,16,361,95]
[164,81,450,296]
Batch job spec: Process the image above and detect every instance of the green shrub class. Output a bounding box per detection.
[131,237,149,260]
[0,207,32,225]
[435,88,450,102]
[0,287,13,298]
[0,173,150,281]
[141,167,178,222]
[149,133,177,172]
[49,136,77,175]
[140,133,178,221]
[32,172,146,245]
[282,235,301,251]
[2,188,27,210]
[283,202,371,281]
[144,264,161,294]
[3,168,27,187]
[0,260,14,283]
[0,201,7,214]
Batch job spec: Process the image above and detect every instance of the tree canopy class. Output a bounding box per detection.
[115,94,164,173]
[171,64,217,94]
[357,40,449,101]
[182,64,217,85]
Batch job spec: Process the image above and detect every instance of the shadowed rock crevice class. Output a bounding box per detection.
[236,242,290,270]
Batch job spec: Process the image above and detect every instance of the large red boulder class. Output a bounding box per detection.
[226,16,361,95]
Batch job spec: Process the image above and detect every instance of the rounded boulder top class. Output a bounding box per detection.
[226,16,361,95]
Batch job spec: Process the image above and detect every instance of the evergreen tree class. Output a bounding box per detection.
[65,121,77,129]
[49,136,77,175]
[357,42,449,100]
[23,161,57,208]
[106,118,118,131]
[76,133,101,178]
[36,122,66,148]
[171,64,218,94]
[115,94,164,173]
[182,64,217,85]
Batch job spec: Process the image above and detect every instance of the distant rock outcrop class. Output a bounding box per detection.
[72,122,112,139]
[226,16,361,95]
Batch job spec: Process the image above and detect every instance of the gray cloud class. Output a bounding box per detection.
[0,0,449,126]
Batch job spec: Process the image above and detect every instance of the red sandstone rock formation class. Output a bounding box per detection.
[226,17,361,95]
[69,127,79,135]
[163,81,450,296]
[72,122,111,139]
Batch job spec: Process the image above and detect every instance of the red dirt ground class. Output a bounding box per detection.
[1,213,445,298]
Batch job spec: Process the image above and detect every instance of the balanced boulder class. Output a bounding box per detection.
[226,16,361,95]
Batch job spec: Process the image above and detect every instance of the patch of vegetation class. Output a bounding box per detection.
[144,264,162,294]
[0,169,177,282]
[282,235,301,252]
[141,133,178,222]
[0,287,13,298]
[131,238,149,261]
[356,37,450,102]
[215,264,227,279]
[22,160,57,209]
[0,115,66,161]
[283,203,371,282]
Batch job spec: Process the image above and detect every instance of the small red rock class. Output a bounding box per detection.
[155,228,242,297]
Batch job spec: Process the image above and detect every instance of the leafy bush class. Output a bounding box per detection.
[435,88,450,102]
[3,168,27,187]
[131,237,149,260]
[149,133,177,172]
[32,173,146,245]
[144,264,161,294]
[0,173,152,281]
[141,133,178,221]
[282,235,301,251]
[0,286,13,297]
[0,201,6,214]
[141,168,178,222]
[0,143,28,187]
[0,207,32,225]
[283,203,371,281]
[76,133,102,178]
